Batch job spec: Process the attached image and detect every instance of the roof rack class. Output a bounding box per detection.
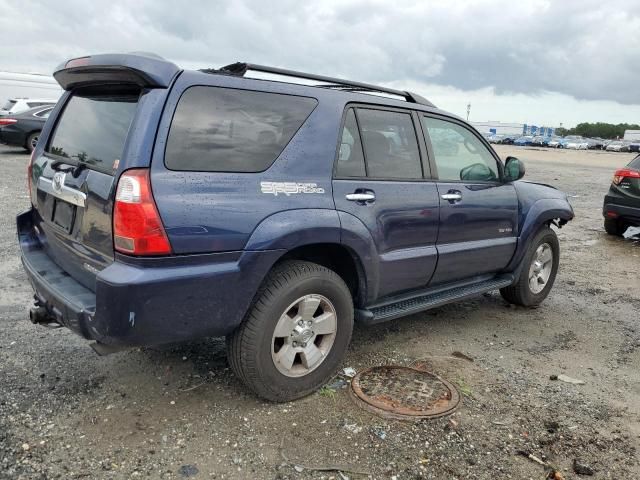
[201,62,435,107]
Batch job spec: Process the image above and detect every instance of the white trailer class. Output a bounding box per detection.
[0,71,62,110]
[471,121,525,136]
[623,130,640,141]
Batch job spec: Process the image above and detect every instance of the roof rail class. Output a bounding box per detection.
[202,62,435,108]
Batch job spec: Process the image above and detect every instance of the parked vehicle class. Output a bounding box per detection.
[514,135,534,146]
[500,135,517,145]
[547,137,564,148]
[17,53,574,402]
[0,72,61,112]
[564,138,590,150]
[628,142,640,153]
[603,155,640,235]
[0,98,57,116]
[487,134,505,144]
[606,141,631,152]
[586,138,604,150]
[0,105,53,152]
[531,135,550,147]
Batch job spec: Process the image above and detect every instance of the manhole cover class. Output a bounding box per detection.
[350,365,460,421]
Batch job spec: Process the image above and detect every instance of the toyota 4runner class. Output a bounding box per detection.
[17,53,574,401]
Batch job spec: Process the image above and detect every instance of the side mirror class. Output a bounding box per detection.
[504,156,525,182]
[460,163,497,181]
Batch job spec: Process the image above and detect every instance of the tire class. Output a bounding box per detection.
[226,260,354,402]
[604,218,624,236]
[25,132,40,153]
[500,226,560,307]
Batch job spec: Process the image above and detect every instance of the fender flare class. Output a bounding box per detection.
[245,209,379,304]
[337,211,379,303]
[245,209,341,251]
[506,198,574,271]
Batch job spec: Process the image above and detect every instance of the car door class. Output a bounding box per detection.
[333,106,440,299]
[421,115,518,285]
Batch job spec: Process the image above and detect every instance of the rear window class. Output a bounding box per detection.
[47,89,139,173]
[629,155,640,170]
[165,86,317,172]
[1,100,16,110]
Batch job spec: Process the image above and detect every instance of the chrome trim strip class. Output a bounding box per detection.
[38,177,86,207]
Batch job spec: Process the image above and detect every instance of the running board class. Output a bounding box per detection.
[356,275,514,325]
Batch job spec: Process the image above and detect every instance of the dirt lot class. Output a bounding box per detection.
[1,144,638,479]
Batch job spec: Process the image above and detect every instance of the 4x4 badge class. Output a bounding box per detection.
[261,181,325,196]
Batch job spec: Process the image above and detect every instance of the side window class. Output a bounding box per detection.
[422,117,500,182]
[165,87,317,172]
[357,109,422,179]
[335,109,366,177]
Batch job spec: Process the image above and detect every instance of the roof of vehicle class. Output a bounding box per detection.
[54,53,456,117]
[7,98,58,102]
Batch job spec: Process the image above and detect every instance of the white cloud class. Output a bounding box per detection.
[1,0,639,126]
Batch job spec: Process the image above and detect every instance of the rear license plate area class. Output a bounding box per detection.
[52,199,76,233]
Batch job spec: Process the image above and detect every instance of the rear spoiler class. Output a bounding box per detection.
[53,53,181,90]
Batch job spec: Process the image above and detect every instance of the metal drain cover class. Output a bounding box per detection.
[350,365,460,421]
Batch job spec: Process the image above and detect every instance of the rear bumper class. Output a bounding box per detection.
[0,127,27,147]
[603,195,640,224]
[18,209,283,347]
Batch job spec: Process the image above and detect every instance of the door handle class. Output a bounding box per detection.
[346,192,376,202]
[441,192,462,202]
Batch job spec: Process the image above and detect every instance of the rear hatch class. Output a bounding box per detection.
[30,86,140,290]
[613,155,640,204]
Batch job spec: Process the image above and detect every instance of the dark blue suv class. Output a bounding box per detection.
[18,54,573,401]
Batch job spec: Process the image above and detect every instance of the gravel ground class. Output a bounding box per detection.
[0,144,638,479]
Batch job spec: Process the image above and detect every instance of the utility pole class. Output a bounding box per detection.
[466,103,471,121]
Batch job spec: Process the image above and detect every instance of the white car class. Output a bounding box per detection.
[0,98,57,116]
[606,141,630,152]
[564,139,589,150]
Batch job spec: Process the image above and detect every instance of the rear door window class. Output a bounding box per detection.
[356,108,422,179]
[335,109,366,177]
[47,88,139,174]
[165,86,317,172]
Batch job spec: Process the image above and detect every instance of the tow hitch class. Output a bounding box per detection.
[29,305,62,329]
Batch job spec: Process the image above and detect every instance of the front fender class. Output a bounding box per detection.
[506,198,574,271]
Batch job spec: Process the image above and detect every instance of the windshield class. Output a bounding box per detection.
[47,88,139,174]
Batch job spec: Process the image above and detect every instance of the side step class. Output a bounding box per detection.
[356,275,514,325]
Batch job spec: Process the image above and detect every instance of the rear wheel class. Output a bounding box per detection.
[25,131,40,153]
[226,261,353,402]
[501,226,559,307]
[604,217,624,236]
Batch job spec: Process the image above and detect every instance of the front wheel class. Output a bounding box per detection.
[226,261,354,402]
[500,226,559,307]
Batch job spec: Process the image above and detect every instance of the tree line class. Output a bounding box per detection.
[555,122,640,139]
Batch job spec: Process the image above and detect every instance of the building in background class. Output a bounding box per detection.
[0,71,62,106]
[472,120,556,137]
[623,130,640,141]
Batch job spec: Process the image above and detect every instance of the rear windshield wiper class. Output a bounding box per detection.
[51,160,87,178]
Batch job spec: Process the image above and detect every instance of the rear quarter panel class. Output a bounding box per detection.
[151,71,346,254]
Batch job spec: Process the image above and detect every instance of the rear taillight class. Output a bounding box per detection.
[612,168,640,185]
[0,118,17,127]
[113,169,172,256]
[27,149,35,205]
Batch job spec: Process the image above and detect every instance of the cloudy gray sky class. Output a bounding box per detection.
[3,0,639,127]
